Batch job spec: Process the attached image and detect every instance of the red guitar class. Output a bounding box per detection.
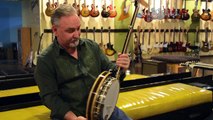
[108,0,117,18]
[181,0,190,20]
[90,0,100,17]
[144,0,153,22]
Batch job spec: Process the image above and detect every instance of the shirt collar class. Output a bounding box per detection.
[53,38,86,56]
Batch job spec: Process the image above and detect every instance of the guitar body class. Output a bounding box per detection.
[105,43,116,56]
[163,42,168,52]
[169,9,176,19]
[108,5,117,18]
[137,8,145,18]
[175,9,182,19]
[167,42,174,52]
[81,4,90,17]
[176,42,183,52]
[191,9,200,22]
[181,9,190,20]
[101,5,110,18]
[201,41,209,52]
[90,4,100,17]
[200,9,211,21]
[45,2,55,17]
[151,8,158,19]
[144,11,153,22]
[164,8,170,19]
[73,3,80,16]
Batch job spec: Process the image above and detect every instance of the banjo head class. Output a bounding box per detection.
[86,71,120,120]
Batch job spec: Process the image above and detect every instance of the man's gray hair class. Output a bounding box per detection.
[51,4,77,25]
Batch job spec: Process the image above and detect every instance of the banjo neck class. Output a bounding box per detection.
[116,1,139,79]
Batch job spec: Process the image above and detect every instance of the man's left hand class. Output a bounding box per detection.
[116,53,130,71]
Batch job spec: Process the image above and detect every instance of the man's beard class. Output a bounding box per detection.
[68,39,79,48]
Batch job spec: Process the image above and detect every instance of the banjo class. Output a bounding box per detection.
[86,1,148,120]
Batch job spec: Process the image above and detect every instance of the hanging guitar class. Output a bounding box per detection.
[181,0,190,20]
[147,28,153,54]
[101,0,110,18]
[45,0,55,17]
[191,0,200,22]
[201,27,210,52]
[162,29,168,53]
[86,1,143,119]
[176,27,183,52]
[99,26,106,53]
[144,0,153,22]
[164,0,170,20]
[133,26,142,63]
[185,28,191,52]
[72,0,80,16]
[81,0,90,17]
[167,28,173,52]
[200,0,211,21]
[118,0,131,21]
[174,0,181,19]
[90,0,100,17]
[151,0,158,19]
[152,28,160,54]
[141,28,147,55]
[157,0,164,20]
[105,26,116,56]
[108,0,117,18]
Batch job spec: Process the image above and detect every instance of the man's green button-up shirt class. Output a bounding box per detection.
[35,38,116,119]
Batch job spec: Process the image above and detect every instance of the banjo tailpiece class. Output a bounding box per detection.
[86,1,143,120]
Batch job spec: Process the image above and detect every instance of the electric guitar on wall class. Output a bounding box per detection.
[105,27,116,56]
[201,27,210,52]
[81,0,90,17]
[108,0,117,18]
[164,0,170,20]
[45,0,55,17]
[101,0,110,18]
[157,0,164,20]
[134,26,142,63]
[144,0,153,22]
[181,0,190,20]
[151,0,158,19]
[90,0,100,17]
[118,0,130,21]
[152,28,160,54]
[141,29,147,55]
[72,0,80,16]
[99,27,106,53]
[147,28,153,54]
[191,0,200,22]
[200,0,211,21]
[167,28,173,52]
[162,29,168,53]
[176,27,183,52]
